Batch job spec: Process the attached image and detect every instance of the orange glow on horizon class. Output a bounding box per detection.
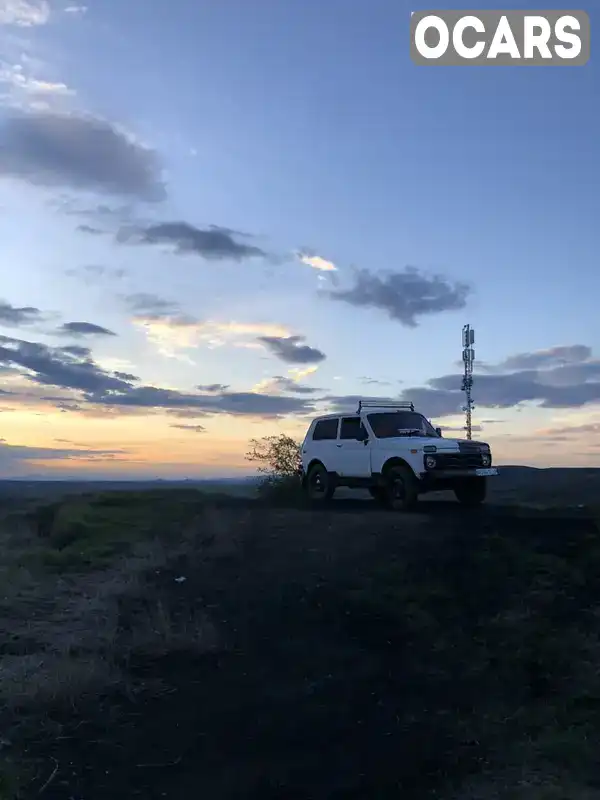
[1,397,600,475]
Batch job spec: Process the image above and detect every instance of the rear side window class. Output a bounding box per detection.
[340,417,362,439]
[312,418,339,440]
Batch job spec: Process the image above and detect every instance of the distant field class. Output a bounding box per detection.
[1,465,599,507]
[1,472,600,797]
[0,478,259,502]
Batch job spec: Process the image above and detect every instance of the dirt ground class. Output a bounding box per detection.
[4,497,600,799]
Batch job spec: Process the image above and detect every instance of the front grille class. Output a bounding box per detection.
[432,452,485,469]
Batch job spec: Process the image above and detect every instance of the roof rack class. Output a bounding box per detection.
[357,400,415,413]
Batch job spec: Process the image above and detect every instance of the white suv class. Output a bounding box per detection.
[300,400,498,510]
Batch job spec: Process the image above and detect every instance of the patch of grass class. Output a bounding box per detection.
[0,759,20,800]
[122,599,219,658]
[328,518,600,795]
[255,474,306,507]
[0,496,232,721]
[19,490,238,572]
[0,652,124,712]
[4,489,600,797]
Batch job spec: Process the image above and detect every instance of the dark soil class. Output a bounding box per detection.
[16,500,600,799]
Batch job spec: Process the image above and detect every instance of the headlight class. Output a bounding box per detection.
[425,455,437,469]
[481,453,491,467]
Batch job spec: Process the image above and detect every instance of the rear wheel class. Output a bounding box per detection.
[454,477,486,507]
[305,463,334,504]
[384,465,419,511]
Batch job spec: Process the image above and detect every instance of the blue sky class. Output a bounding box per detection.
[0,0,598,477]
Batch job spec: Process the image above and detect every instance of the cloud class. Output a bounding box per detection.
[66,264,126,283]
[118,221,265,261]
[77,224,102,235]
[58,321,117,337]
[0,300,44,327]
[536,422,600,438]
[258,335,326,365]
[214,322,292,339]
[0,334,130,393]
[0,109,166,200]
[125,295,200,358]
[58,199,136,231]
[58,344,91,357]
[399,345,600,418]
[0,377,79,406]
[288,365,320,382]
[132,309,293,360]
[113,371,139,382]
[196,383,229,393]
[124,292,181,319]
[0,332,316,418]
[132,317,209,361]
[327,267,470,326]
[170,424,206,434]
[0,63,74,109]
[167,409,209,420]
[252,375,320,395]
[0,1,50,26]
[88,386,315,418]
[0,441,129,476]
[297,251,337,272]
[481,345,593,373]
[359,376,394,387]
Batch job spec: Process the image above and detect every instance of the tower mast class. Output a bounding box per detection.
[461,324,475,439]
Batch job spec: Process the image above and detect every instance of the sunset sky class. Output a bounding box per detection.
[0,0,598,479]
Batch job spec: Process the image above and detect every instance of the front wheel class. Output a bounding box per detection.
[384,465,419,511]
[454,477,487,507]
[305,463,335,504]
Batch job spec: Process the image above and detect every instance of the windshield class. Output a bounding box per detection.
[366,412,440,438]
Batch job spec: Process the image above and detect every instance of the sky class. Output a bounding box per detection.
[0,0,598,479]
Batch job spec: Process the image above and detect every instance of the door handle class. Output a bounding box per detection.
[336,444,343,447]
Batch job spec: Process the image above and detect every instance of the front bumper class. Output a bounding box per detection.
[424,467,498,479]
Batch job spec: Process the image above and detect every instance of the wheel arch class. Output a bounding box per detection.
[306,458,326,474]
[381,456,416,476]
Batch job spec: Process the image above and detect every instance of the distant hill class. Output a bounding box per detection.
[488,465,600,506]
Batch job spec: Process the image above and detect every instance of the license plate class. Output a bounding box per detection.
[475,468,497,476]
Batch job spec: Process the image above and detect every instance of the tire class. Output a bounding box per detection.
[305,463,335,504]
[454,477,487,507]
[383,465,419,511]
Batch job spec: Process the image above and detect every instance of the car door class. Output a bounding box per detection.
[307,417,340,472]
[337,416,372,477]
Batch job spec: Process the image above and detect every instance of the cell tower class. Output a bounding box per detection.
[461,324,475,440]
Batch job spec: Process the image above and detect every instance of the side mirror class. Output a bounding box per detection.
[356,427,368,442]
[435,427,442,436]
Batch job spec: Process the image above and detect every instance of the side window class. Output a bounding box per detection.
[340,417,362,440]
[312,418,339,440]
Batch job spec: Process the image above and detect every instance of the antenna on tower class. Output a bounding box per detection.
[461,324,475,440]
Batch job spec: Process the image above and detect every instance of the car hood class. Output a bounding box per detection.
[378,436,489,451]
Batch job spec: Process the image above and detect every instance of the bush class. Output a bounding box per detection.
[246,434,305,506]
